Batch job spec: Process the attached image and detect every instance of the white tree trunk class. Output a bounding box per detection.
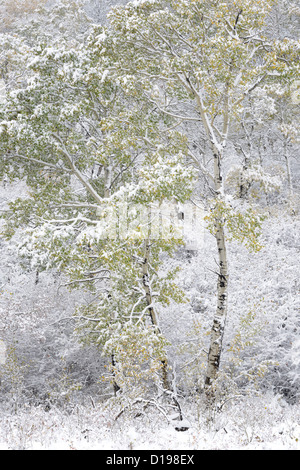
[205,222,228,391]
[205,149,229,402]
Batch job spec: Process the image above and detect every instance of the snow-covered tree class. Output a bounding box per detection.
[103,0,299,401]
[0,15,196,410]
[0,0,299,421]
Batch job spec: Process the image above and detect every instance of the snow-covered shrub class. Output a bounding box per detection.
[226,164,282,199]
[0,345,28,413]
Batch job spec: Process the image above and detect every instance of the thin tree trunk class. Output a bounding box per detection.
[111,353,121,396]
[284,140,293,198]
[164,76,230,405]
[141,239,184,424]
[204,222,228,398]
[204,149,229,403]
[142,239,170,392]
[103,162,120,396]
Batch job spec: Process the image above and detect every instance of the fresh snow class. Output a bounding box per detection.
[0,394,300,450]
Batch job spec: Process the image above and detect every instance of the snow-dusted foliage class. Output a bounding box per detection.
[0,0,299,450]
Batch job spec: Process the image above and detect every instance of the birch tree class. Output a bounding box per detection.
[105,0,299,401]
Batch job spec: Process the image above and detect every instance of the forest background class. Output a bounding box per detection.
[0,0,299,450]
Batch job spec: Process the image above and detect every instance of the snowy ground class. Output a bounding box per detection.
[1,394,300,450]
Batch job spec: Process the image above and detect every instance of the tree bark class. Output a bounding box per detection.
[142,239,169,391]
[111,353,121,396]
[204,149,229,403]
[204,222,228,395]
[141,239,184,423]
[103,164,121,396]
[284,140,293,198]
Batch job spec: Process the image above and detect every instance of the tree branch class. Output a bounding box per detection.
[11,154,72,173]
[51,133,103,205]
